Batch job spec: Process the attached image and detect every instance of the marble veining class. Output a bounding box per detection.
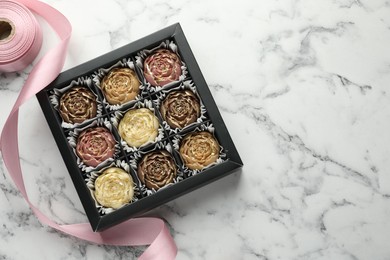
[1,0,390,259]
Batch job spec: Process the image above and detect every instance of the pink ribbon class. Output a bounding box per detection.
[0,0,42,72]
[0,0,177,259]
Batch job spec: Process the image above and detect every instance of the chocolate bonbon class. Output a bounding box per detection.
[138,150,177,190]
[118,108,159,147]
[144,49,182,86]
[76,127,116,167]
[160,90,200,129]
[101,68,140,105]
[94,167,134,209]
[59,86,97,124]
[179,131,219,170]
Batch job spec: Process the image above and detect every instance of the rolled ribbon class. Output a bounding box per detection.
[0,0,42,72]
[0,1,177,259]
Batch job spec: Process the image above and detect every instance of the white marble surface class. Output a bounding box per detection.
[1,0,390,259]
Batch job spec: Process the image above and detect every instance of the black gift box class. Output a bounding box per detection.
[36,23,243,231]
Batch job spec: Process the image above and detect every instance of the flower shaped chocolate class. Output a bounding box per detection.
[144,49,182,86]
[94,167,134,209]
[101,68,140,105]
[138,150,177,190]
[160,90,201,129]
[76,127,116,167]
[59,86,97,124]
[118,108,159,147]
[179,131,220,170]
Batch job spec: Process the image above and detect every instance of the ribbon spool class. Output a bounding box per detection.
[0,0,42,72]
